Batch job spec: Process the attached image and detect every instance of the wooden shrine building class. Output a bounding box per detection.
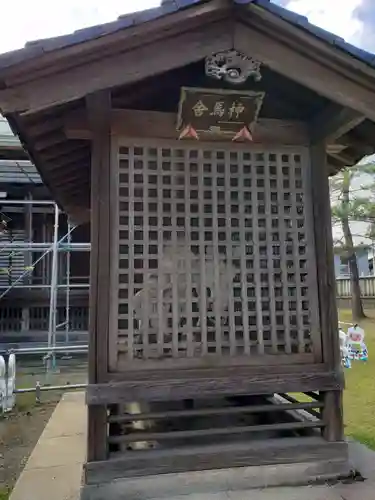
[1,0,375,496]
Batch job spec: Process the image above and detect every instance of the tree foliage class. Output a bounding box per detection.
[330,162,375,320]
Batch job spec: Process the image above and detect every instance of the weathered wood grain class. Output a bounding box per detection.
[87,370,344,405]
[86,90,112,461]
[84,437,348,484]
[235,22,375,121]
[64,109,310,144]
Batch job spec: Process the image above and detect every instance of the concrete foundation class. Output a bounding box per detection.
[9,391,375,500]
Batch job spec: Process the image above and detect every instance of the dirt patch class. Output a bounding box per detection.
[0,400,58,490]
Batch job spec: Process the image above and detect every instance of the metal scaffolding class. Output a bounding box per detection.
[0,198,91,363]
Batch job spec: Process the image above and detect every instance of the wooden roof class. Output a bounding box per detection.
[0,0,375,224]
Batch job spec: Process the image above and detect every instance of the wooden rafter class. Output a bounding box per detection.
[326,144,346,155]
[63,108,310,145]
[328,151,357,166]
[41,143,88,161]
[44,148,89,168]
[47,165,89,184]
[22,116,62,137]
[33,132,67,151]
[310,103,365,143]
[234,22,375,121]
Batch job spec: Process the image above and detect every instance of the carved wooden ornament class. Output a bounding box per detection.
[232,126,253,142]
[205,50,262,84]
[178,123,199,140]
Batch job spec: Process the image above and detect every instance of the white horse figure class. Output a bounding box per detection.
[132,244,238,356]
[6,354,16,412]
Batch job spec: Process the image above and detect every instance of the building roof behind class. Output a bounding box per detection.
[0,160,42,185]
[0,115,23,150]
[0,0,374,72]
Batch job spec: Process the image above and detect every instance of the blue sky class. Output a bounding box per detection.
[0,0,373,54]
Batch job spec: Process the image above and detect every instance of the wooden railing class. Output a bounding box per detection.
[336,276,375,298]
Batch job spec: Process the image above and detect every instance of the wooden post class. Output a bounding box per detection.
[322,390,344,441]
[86,90,112,461]
[21,306,30,332]
[309,141,344,442]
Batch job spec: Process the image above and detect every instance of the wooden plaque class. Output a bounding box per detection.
[177,87,265,136]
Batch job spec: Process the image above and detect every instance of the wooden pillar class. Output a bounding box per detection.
[86,90,112,462]
[310,142,344,442]
[21,306,30,332]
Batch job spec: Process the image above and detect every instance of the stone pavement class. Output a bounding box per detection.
[149,484,375,500]
[9,391,375,500]
[9,391,86,500]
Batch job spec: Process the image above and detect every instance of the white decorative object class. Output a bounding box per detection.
[0,354,16,412]
[205,50,262,84]
[347,325,368,361]
[0,355,6,412]
[6,353,16,411]
[339,328,350,368]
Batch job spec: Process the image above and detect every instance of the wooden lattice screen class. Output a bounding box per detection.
[109,141,321,371]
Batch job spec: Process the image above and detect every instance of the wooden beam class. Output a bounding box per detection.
[86,370,344,405]
[309,142,341,371]
[42,143,87,161]
[328,151,356,167]
[310,104,365,143]
[84,438,347,486]
[44,149,89,169]
[326,144,347,155]
[310,143,345,442]
[48,165,89,185]
[34,132,67,151]
[234,22,375,122]
[63,108,310,145]
[24,116,62,137]
[338,134,375,155]
[0,21,232,114]
[86,90,112,462]
[322,390,344,442]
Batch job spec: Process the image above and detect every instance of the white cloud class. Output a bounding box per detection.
[0,0,160,54]
[285,0,363,46]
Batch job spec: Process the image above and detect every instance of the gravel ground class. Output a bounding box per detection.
[0,400,57,491]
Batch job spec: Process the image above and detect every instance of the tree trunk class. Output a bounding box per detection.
[341,179,366,321]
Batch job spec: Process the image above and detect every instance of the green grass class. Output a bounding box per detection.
[291,309,375,450]
[339,310,375,450]
[0,487,10,500]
